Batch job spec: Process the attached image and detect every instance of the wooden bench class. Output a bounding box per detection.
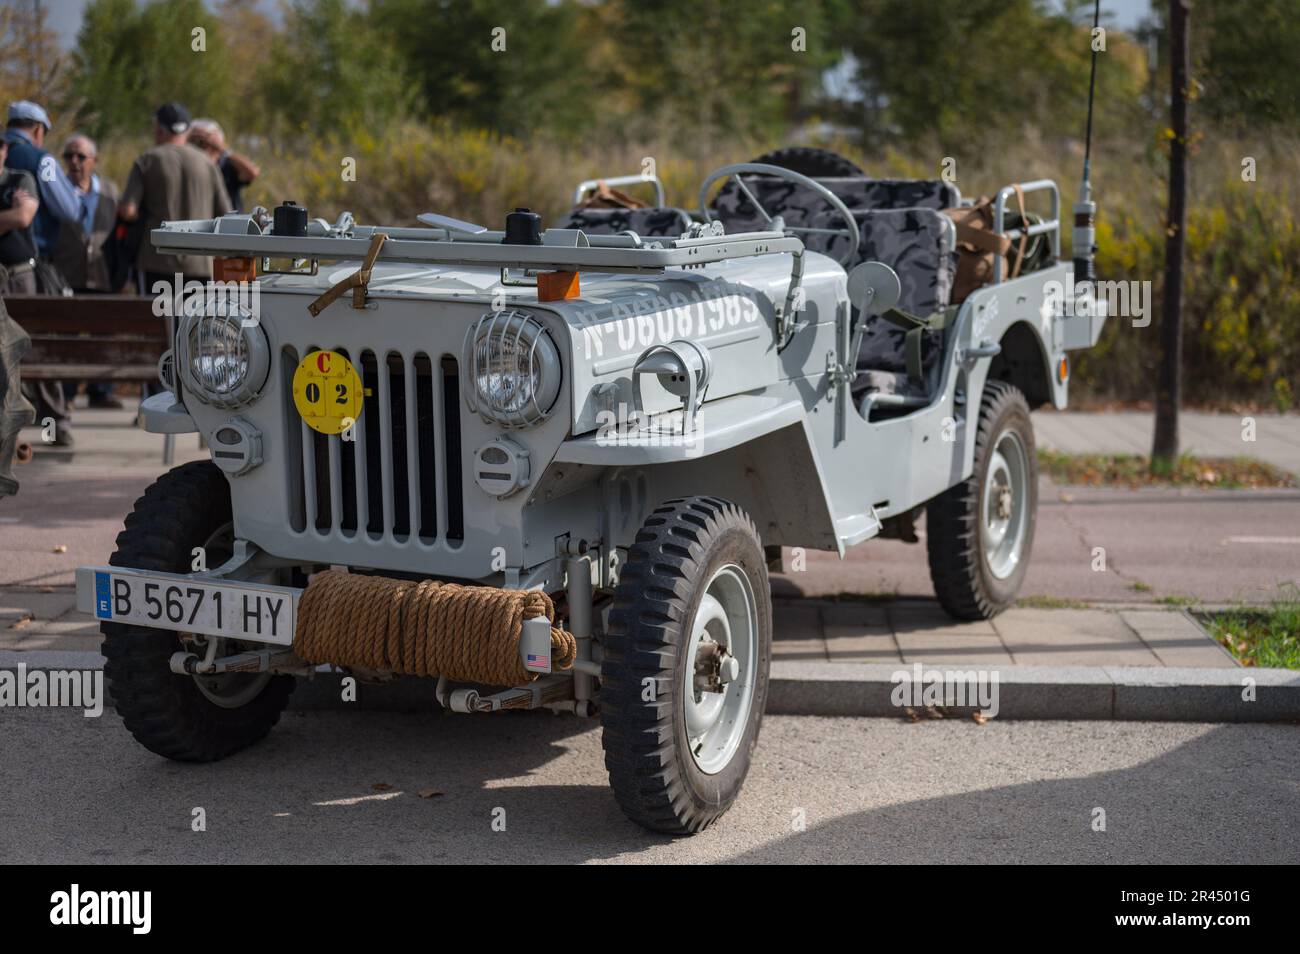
[6,294,177,463]
[7,294,166,381]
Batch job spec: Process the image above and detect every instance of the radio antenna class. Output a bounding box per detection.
[1074,0,1102,283]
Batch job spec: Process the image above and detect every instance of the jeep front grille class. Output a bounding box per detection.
[283,347,464,544]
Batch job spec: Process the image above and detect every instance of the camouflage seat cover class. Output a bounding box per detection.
[711,176,959,236]
[563,206,693,238]
[809,206,957,383]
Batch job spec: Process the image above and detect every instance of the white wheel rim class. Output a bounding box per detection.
[681,564,758,775]
[982,429,1029,580]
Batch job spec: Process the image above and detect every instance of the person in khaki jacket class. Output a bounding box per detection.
[118,102,231,292]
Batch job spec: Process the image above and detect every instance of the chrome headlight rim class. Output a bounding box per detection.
[176,304,271,409]
[463,309,562,428]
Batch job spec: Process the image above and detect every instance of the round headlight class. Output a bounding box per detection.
[177,301,270,409]
[464,310,561,427]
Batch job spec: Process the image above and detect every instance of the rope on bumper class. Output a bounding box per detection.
[292,570,575,685]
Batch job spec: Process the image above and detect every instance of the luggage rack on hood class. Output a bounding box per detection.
[149,208,806,276]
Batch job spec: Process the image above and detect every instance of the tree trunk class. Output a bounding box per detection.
[1153,0,1190,471]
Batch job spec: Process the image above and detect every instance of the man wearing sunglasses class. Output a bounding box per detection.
[53,133,123,409]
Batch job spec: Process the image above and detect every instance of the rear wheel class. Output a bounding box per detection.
[102,461,294,762]
[601,497,772,834]
[926,381,1037,619]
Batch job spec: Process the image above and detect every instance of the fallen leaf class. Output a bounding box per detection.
[51,545,67,554]
[417,788,444,799]
[903,707,920,723]
[372,782,392,792]
[9,615,33,630]
[972,711,989,725]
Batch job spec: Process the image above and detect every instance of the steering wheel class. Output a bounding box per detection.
[698,162,860,267]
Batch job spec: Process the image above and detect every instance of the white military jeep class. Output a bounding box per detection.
[77,149,1105,834]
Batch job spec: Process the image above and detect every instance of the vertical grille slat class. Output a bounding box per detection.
[301,419,319,531]
[414,354,437,540]
[431,358,449,540]
[352,370,370,538]
[442,356,465,542]
[327,432,343,533]
[404,353,420,541]
[377,354,396,535]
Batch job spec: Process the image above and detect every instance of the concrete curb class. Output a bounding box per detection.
[4,650,1299,722]
[766,662,1300,722]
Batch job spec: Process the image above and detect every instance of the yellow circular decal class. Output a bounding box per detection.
[292,350,364,435]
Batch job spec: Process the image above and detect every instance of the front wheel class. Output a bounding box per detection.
[601,497,772,834]
[102,461,294,762]
[926,381,1038,620]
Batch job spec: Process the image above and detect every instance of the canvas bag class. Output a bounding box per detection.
[942,186,1033,303]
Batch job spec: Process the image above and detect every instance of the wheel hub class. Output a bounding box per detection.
[693,641,740,693]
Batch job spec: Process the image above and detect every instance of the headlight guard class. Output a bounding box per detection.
[462,309,561,427]
[176,298,270,409]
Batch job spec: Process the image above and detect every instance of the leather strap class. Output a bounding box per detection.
[1009,184,1029,280]
[308,232,388,316]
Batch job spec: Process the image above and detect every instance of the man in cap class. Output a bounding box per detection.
[3,101,78,444]
[3,101,82,262]
[118,103,231,293]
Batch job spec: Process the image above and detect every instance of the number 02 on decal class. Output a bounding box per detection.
[292,350,364,435]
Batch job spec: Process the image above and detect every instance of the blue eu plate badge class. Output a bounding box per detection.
[94,571,112,620]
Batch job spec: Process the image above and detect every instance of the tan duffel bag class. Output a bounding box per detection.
[943,185,1032,303]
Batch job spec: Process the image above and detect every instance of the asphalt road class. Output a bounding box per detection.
[2,707,1296,864]
[775,485,1300,605]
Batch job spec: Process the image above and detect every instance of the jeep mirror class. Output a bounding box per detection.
[846,261,901,317]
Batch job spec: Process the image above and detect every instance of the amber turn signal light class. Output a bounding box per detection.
[537,270,580,302]
[214,256,257,283]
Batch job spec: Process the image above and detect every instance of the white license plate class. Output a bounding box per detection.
[79,568,298,646]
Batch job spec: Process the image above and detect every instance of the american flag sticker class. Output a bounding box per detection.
[526,653,550,670]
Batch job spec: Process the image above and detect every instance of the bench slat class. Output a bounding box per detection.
[5,295,164,337]
[25,338,164,365]
[19,364,157,380]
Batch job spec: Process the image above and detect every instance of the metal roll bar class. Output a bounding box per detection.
[992,179,1060,283]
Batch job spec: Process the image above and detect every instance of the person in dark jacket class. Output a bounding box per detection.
[54,133,122,409]
[3,101,81,263]
[0,138,39,484]
[188,119,259,213]
[4,100,78,441]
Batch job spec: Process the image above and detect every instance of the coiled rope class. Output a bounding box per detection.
[293,570,575,686]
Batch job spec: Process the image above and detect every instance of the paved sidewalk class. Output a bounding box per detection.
[769,598,1235,668]
[1032,409,1300,474]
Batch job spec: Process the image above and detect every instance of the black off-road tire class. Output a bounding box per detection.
[600,497,772,834]
[750,147,865,178]
[926,381,1038,620]
[102,461,294,762]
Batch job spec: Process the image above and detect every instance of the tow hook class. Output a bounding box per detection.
[169,636,220,675]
